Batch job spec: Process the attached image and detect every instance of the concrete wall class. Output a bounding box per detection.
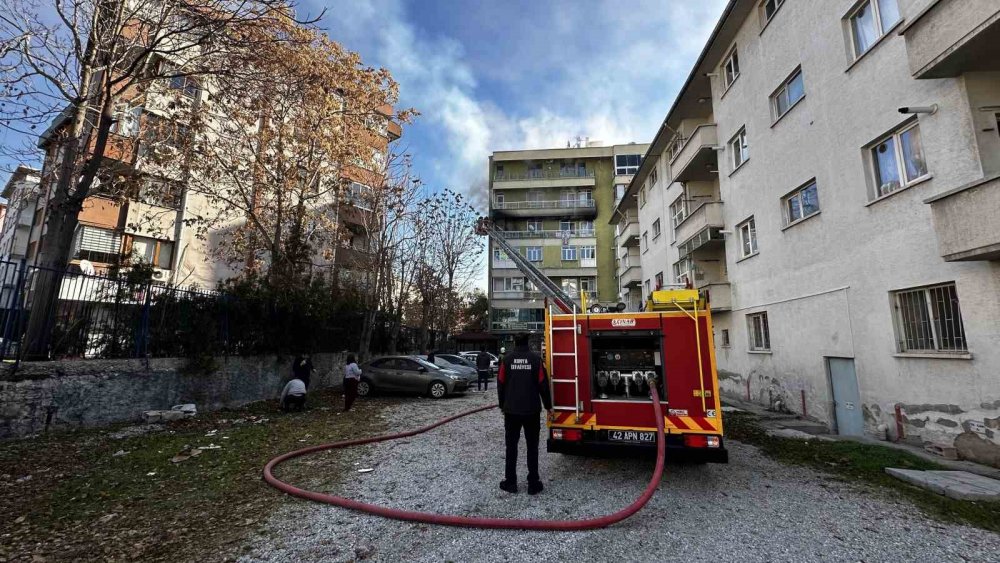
[0,352,348,439]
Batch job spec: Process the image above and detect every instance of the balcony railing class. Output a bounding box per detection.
[675,201,724,249]
[491,321,545,331]
[493,199,595,211]
[501,229,595,239]
[492,290,544,300]
[494,169,595,181]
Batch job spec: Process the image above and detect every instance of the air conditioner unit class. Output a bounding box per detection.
[151,268,169,281]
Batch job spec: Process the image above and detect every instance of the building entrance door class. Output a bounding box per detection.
[827,357,863,436]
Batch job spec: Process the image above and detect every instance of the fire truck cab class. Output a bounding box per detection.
[545,288,728,463]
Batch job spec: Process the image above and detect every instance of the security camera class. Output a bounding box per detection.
[898,105,937,115]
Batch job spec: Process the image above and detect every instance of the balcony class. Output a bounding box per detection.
[618,265,641,288]
[697,281,732,312]
[617,222,640,247]
[491,321,545,332]
[924,174,1000,261]
[674,202,724,250]
[501,229,595,240]
[491,199,597,218]
[492,290,544,301]
[901,0,1000,79]
[669,124,718,183]
[493,169,596,190]
[493,258,517,270]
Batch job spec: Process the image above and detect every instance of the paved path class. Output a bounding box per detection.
[243,392,1000,562]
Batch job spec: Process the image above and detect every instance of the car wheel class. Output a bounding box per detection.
[428,381,447,399]
[357,378,373,397]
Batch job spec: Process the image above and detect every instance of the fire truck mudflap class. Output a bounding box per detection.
[544,289,728,464]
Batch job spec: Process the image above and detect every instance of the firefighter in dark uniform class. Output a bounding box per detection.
[497,333,552,495]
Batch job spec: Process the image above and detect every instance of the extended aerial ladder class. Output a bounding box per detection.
[475,218,580,314]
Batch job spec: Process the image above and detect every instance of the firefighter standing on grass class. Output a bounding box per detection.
[496,333,552,495]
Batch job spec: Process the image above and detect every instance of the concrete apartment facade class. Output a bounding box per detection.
[0,166,40,263]
[488,142,648,348]
[613,0,1000,464]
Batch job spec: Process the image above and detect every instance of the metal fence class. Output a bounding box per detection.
[0,259,429,364]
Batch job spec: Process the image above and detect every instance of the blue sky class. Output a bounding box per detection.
[308,0,728,209]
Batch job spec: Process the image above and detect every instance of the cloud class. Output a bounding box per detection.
[314,0,727,209]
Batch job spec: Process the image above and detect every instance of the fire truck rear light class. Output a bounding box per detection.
[706,436,720,448]
[684,435,708,448]
[552,429,582,441]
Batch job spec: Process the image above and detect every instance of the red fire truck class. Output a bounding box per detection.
[477,219,727,463]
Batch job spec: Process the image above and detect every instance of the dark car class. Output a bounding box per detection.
[358,355,468,399]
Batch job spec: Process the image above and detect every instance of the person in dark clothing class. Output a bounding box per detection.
[426,350,436,364]
[292,355,315,389]
[475,348,491,391]
[496,333,552,495]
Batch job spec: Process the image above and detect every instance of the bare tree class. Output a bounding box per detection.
[424,188,483,343]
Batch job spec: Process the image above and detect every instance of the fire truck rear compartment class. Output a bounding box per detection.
[589,332,665,401]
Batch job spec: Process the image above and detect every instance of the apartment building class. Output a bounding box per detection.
[18,73,400,289]
[488,142,648,347]
[614,0,1000,462]
[0,166,40,263]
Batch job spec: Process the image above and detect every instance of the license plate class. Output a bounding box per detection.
[608,430,656,443]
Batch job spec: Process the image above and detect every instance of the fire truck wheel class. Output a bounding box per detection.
[428,381,447,399]
[357,378,373,397]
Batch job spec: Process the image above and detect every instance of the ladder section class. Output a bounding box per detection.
[476,218,579,314]
[547,303,581,421]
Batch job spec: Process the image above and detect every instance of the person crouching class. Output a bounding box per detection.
[281,376,307,412]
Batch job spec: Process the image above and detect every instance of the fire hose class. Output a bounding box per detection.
[262,387,666,531]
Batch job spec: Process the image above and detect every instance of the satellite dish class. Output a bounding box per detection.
[616,302,627,311]
[79,260,96,276]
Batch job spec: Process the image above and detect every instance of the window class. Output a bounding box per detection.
[561,246,577,261]
[526,246,542,262]
[579,220,594,235]
[869,121,928,199]
[730,127,749,170]
[136,177,180,208]
[528,163,543,178]
[559,220,573,233]
[641,231,648,252]
[527,219,542,232]
[494,192,505,207]
[669,196,687,228]
[723,47,740,89]
[168,74,199,99]
[849,0,901,58]
[130,236,174,269]
[580,246,596,260]
[783,180,820,225]
[112,104,142,137]
[348,182,374,211]
[644,279,651,296]
[891,283,967,353]
[493,248,509,262]
[747,312,771,351]
[655,271,664,290]
[760,0,785,26]
[527,190,543,203]
[639,185,647,206]
[578,189,593,204]
[673,257,693,284]
[650,167,658,187]
[73,226,122,264]
[652,219,661,239]
[721,329,731,347]
[561,278,579,295]
[495,164,505,180]
[615,154,641,175]
[738,217,758,258]
[615,184,627,202]
[771,68,805,120]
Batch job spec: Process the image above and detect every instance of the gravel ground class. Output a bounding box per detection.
[243,391,1000,563]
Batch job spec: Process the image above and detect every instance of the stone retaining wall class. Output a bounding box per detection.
[0,353,348,439]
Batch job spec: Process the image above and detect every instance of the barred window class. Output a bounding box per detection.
[747,312,770,351]
[891,283,967,353]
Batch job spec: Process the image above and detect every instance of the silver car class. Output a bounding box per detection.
[430,355,477,378]
[358,355,469,399]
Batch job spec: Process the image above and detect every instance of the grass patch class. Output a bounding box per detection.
[725,411,1000,533]
[0,390,400,562]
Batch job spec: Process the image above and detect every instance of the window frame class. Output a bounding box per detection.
[652,218,661,240]
[673,256,693,284]
[721,328,731,347]
[867,120,929,201]
[525,246,542,262]
[615,154,641,175]
[669,195,687,229]
[747,311,771,352]
[649,167,658,187]
[561,245,578,262]
[770,67,805,122]
[781,179,821,227]
[641,231,649,253]
[848,0,902,61]
[722,46,741,90]
[579,245,596,260]
[890,282,968,355]
[729,127,749,171]
[759,0,785,29]
[737,216,758,259]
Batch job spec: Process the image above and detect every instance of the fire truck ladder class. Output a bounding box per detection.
[547,301,582,422]
[475,218,580,315]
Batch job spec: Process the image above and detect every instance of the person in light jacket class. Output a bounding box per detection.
[281,377,307,412]
[343,354,362,412]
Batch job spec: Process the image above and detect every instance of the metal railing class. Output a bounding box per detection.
[492,290,545,300]
[501,229,595,239]
[494,169,596,182]
[491,321,545,331]
[492,199,595,210]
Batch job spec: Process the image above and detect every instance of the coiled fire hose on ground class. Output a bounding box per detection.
[262,387,666,531]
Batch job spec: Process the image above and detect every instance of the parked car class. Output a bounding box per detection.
[358,355,468,399]
[459,351,499,375]
[429,355,477,378]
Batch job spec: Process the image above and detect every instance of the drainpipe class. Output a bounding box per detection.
[893,404,905,442]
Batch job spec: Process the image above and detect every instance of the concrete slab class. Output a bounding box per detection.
[886,468,1000,501]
